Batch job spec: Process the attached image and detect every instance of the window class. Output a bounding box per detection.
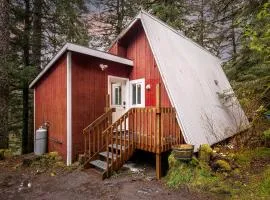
[112,84,122,106]
[130,79,145,107]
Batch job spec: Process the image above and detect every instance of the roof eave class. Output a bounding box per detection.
[29,43,133,88]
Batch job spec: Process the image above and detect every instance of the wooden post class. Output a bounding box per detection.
[105,94,110,112]
[156,83,161,154]
[156,83,162,179]
[156,153,162,179]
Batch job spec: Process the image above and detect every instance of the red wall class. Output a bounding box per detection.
[71,53,131,160]
[35,54,67,159]
[110,24,171,107]
[34,21,173,162]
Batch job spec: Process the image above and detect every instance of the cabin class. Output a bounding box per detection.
[29,11,249,179]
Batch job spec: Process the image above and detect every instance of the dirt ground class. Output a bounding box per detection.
[0,155,214,200]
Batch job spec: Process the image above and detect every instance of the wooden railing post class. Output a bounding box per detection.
[156,83,161,153]
[105,94,110,112]
[156,83,162,179]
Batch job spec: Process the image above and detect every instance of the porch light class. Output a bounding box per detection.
[99,64,108,71]
[146,84,151,90]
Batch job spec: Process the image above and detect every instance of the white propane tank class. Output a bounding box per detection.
[34,127,47,155]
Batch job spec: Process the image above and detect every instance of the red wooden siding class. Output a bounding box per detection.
[71,52,131,160]
[110,22,171,107]
[35,54,67,159]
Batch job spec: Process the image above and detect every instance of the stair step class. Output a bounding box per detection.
[89,160,108,171]
[108,144,127,151]
[99,151,119,160]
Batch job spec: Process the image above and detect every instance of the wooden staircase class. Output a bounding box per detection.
[82,106,183,179]
[83,109,135,179]
[88,131,131,177]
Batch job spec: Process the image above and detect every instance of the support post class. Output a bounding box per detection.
[105,94,110,112]
[156,83,161,154]
[156,153,162,180]
[156,83,162,179]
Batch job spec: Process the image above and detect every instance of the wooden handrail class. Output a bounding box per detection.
[83,107,115,165]
[102,108,135,177]
[82,104,182,177]
[102,109,132,135]
[83,108,115,134]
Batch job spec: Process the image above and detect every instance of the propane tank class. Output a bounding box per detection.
[34,127,47,155]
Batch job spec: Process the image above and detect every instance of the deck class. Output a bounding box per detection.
[82,84,184,179]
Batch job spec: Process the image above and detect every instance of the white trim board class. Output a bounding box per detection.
[66,51,72,165]
[29,43,134,88]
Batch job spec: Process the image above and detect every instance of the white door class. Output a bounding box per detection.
[109,76,128,123]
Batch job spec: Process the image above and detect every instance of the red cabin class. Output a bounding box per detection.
[30,11,248,178]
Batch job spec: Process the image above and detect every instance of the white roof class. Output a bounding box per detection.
[29,43,133,88]
[116,11,249,149]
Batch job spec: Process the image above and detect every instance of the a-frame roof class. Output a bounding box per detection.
[111,10,249,149]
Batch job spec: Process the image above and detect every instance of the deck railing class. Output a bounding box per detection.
[102,107,182,176]
[82,84,183,177]
[83,108,115,163]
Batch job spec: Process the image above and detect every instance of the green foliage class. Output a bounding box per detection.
[258,167,270,196]
[234,147,270,168]
[244,2,270,63]
[263,129,270,138]
[225,2,270,117]
[166,148,270,198]
[150,0,189,33]
[166,162,194,188]
[168,153,179,168]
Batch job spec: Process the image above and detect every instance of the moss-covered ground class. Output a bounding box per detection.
[165,147,270,199]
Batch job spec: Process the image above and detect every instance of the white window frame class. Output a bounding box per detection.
[111,83,122,106]
[129,78,145,108]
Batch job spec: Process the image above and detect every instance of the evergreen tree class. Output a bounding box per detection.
[0,0,10,148]
[8,0,90,153]
[89,0,140,48]
[146,0,190,35]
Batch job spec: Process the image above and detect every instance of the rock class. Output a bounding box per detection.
[50,172,56,177]
[215,159,231,171]
[145,176,155,181]
[198,144,213,162]
[0,149,12,160]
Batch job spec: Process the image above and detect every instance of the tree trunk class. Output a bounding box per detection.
[230,6,237,56]
[32,0,42,68]
[22,0,31,154]
[0,0,10,149]
[199,0,205,46]
[28,0,43,152]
